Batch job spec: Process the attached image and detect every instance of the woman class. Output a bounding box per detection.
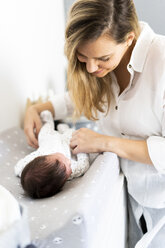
[24,0,165,247]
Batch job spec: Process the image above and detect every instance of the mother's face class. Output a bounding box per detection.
[77,33,134,77]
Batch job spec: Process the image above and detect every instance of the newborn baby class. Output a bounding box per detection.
[15,111,90,198]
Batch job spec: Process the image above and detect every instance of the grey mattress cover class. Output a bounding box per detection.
[0,127,123,248]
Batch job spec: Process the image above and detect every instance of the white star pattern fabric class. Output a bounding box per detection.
[0,127,125,248]
[14,111,90,179]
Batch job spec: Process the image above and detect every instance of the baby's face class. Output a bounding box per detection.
[47,153,72,177]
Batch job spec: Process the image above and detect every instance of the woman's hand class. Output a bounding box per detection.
[70,128,153,165]
[24,106,42,148]
[24,101,55,148]
[70,128,108,154]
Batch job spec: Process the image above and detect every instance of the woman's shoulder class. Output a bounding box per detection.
[150,34,165,60]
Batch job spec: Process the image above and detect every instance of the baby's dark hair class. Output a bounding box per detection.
[21,155,68,198]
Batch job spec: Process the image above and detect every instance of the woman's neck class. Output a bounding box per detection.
[113,40,136,94]
[118,40,136,70]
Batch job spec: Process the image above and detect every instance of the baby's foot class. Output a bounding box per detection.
[40,110,54,124]
[57,123,70,133]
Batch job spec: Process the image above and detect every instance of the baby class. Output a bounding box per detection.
[15,111,90,198]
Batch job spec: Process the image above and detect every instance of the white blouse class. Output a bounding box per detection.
[50,22,165,209]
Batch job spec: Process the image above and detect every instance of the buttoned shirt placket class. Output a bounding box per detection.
[110,62,135,138]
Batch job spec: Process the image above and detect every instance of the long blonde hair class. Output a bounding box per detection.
[65,0,140,120]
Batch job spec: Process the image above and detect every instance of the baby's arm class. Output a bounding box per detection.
[14,151,38,177]
[69,153,90,179]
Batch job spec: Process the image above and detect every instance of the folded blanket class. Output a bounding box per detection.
[0,185,21,232]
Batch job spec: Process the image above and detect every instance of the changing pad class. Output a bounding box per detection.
[0,127,127,248]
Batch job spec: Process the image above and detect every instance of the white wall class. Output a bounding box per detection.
[0,0,66,132]
[134,0,165,35]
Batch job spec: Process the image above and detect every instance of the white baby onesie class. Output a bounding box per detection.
[14,111,90,180]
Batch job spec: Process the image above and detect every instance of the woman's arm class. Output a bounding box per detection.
[24,101,54,148]
[32,101,55,116]
[104,136,152,165]
[70,128,153,165]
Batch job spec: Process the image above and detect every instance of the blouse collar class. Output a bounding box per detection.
[129,22,155,73]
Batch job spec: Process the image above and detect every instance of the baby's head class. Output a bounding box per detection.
[21,153,72,198]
